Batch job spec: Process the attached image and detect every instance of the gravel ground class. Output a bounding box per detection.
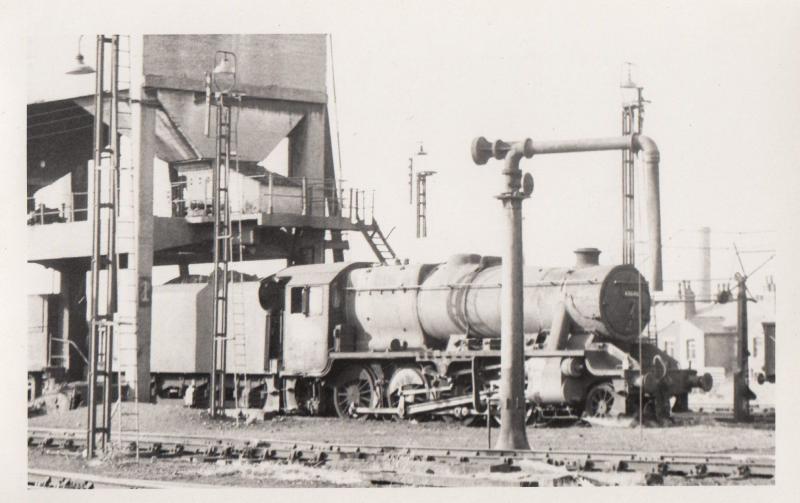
[27,403,775,487]
[28,402,775,455]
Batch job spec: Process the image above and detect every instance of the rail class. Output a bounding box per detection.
[28,427,774,480]
[28,468,215,489]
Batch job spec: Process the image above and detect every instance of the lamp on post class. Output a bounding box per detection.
[619,62,642,106]
[208,50,238,418]
[65,35,96,75]
[212,51,237,94]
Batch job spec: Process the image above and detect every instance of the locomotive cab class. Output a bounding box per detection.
[260,262,370,376]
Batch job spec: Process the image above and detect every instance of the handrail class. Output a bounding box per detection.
[28,177,377,225]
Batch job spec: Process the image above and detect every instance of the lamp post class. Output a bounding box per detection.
[65,35,96,75]
[207,50,237,418]
[67,35,120,458]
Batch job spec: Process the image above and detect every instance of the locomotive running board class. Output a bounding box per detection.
[354,391,493,418]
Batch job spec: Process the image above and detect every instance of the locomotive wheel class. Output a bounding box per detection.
[386,366,431,420]
[332,366,379,419]
[583,383,616,419]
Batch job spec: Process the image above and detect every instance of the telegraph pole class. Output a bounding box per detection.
[729,246,773,422]
[733,273,752,422]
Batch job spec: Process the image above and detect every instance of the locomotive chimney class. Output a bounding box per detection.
[574,248,601,268]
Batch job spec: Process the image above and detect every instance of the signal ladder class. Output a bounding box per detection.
[112,156,141,460]
[621,106,636,265]
[110,34,141,459]
[229,143,250,415]
[209,91,234,415]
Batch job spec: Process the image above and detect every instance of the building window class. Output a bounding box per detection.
[664,341,675,357]
[686,339,696,361]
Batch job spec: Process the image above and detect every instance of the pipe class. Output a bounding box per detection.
[543,302,570,351]
[472,141,531,451]
[632,135,663,291]
[471,134,663,291]
[86,34,106,460]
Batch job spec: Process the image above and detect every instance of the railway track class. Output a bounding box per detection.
[28,427,774,481]
[28,468,214,489]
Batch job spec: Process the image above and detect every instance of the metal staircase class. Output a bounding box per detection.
[360,218,397,265]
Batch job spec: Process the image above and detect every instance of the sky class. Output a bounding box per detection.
[19,0,800,295]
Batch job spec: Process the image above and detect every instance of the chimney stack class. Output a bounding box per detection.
[683,280,696,319]
[697,226,711,302]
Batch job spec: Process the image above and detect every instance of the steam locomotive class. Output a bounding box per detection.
[28,248,712,422]
[145,248,710,422]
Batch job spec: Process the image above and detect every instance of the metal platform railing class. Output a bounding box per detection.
[171,175,377,224]
[27,193,89,225]
[28,176,379,226]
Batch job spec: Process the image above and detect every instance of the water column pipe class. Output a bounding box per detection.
[471,133,663,451]
[471,138,535,451]
[475,134,663,291]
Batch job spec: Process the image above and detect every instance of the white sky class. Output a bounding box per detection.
[20,1,800,293]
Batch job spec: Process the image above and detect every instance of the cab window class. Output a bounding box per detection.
[290,287,304,314]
